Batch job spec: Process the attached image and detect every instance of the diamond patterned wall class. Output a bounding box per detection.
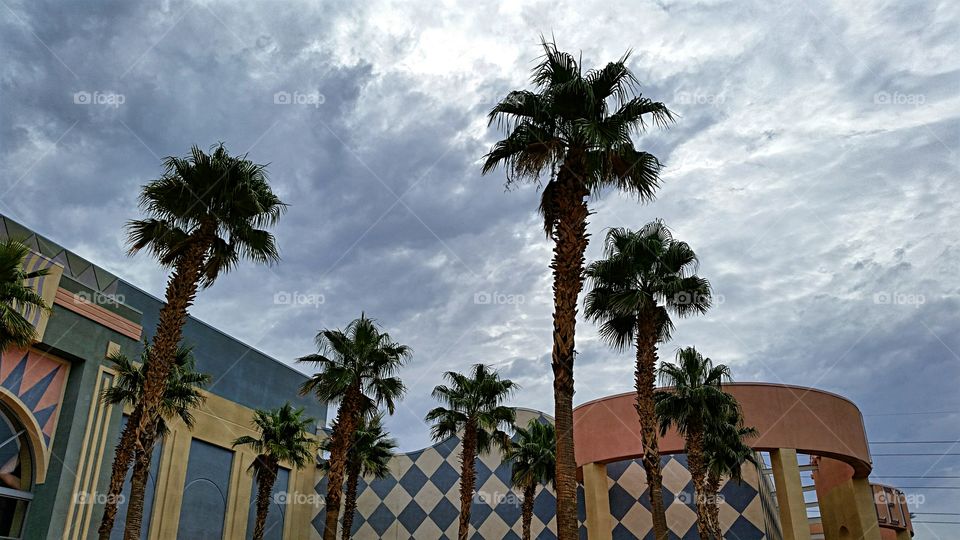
[313,410,779,540]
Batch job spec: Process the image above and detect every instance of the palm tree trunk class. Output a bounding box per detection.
[252,459,279,540]
[706,470,722,538]
[521,483,536,540]
[98,409,143,540]
[129,226,213,471]
[341,459,361,540]
[122,426,158,540]
[322,387,362,540]
[686,423,714,540]
[634,315,669,540]
[549,163,590,540]
[457,421,478,540]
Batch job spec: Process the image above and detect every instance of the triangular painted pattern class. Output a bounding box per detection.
[0,348,67,450]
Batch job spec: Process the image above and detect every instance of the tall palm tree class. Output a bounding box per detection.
[100,344,208,540]
[298,314,410,540]
[503,419,555,540]
[233,404,315,540]
[655,347,733,540]
[0,238,49,351]
[482,38,673,539]
[703,405,757,538]
[583,221,711,537]
[425,364,516,540]
[100,144,286,539]
[320,411,397,540]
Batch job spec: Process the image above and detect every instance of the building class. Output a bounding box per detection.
[1,213,913,540]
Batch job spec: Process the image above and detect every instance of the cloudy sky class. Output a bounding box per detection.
[2,0,958,533]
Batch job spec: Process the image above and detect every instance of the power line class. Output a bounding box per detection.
[916,512,960,516]
[895,486,960,490]
[872,475,960,479]
[871,440,960,444]
[873,453,960,456]
[913,520,960,525]
[865,410,960,417]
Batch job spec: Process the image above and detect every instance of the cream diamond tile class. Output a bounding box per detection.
[413,479,444,509]
[356,485,383,515]
[416,447,444,477]
[620,462,649,499]
[390,454,413,478]
[666,498,698,534]
[740,494,766,528]
[385,482,413,510]
[479,512,512,539]
[412,518,443,539]
[661,459,691,494]
[353,522,377,540]
[619,501,652,537]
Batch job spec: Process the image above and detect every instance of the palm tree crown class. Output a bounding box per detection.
[425,364,517,453]
[584,221,711,350]
[320,412,397,480]
[483,38,674,235]
[298,314,409,414]
[0,239,49,351]
[655,347,733,436]
[126,143,287,287]
[505,419,556,490]
[233,403,316,473]
[102,343,209,436]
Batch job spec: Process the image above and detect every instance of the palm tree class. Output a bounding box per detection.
[583,222,711,537]
[298,314,410,540]
[0,238,49,351]
[233,404,315,540]
[703,405,757,538]
[100,344,208,540]
[320,411,397,540]
[503,419,555,540]
[482,38,673,539]
[655,347,733,540]
[425,364,516,540]
[99,144,286,539]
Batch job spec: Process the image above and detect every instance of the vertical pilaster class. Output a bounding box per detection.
[582,462,612,540]
[771,449,812,540]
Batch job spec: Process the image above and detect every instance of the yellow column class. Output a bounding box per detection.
[152,428,192,538]
[224,449,253,539]
[771,449,812,540]
[582,462,613,540]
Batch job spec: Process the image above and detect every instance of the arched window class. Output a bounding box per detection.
[0,403,32,539]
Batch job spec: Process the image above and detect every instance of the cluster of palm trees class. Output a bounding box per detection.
[0,37,768,540]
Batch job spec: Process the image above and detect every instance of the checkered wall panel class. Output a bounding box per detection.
[313,410,778,539]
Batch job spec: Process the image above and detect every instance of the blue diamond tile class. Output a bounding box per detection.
[720,479,758,513]
[400,464,429,496]
[366,502,395,536]
[502,531,521,540]
[493,461,514,486]
[471,498,494,524]
[608,482,636,521]
[430,497,459,531]
[539,528,558,540]
[435,436,460,458]
[606,459,632,482]
[494,493,521,524]
[475,459,493,488]
[725,515,764,539]
[613,523,635,540]
[368,474,397,500]
[680,523,700,540]
[431,460,461,493]
[398,500,428,533]
[533,488,556,524]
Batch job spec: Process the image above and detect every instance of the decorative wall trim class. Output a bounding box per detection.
[53,288,142,341]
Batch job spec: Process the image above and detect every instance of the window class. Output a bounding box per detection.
[0,404,32,540]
